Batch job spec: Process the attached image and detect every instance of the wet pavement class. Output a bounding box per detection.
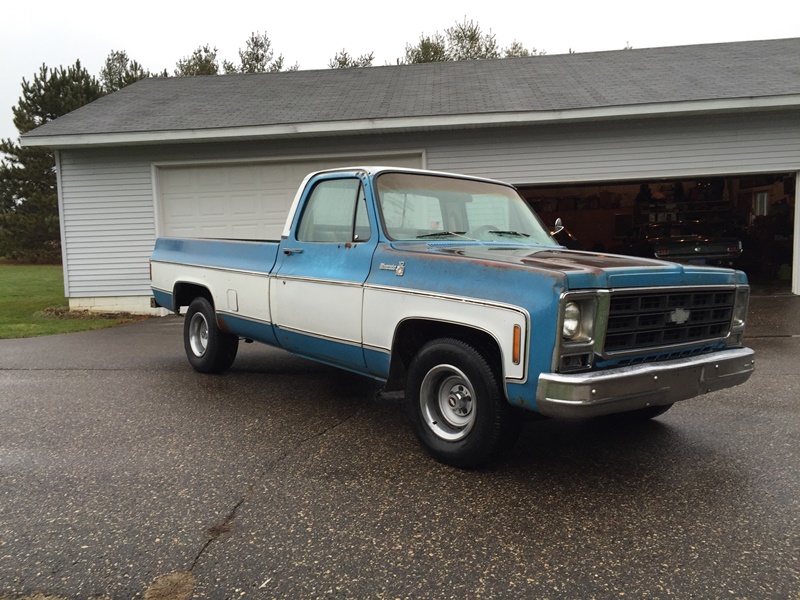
[0,297,798,598]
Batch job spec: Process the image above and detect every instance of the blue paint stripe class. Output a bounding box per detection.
[216,313,279,347]
[274,327,387,381]
[364,347,391,379]
[152,238,279,274]
[152,289,173,310]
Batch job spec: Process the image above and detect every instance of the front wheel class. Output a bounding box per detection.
[184,297,239,374]
[406,338,521,468]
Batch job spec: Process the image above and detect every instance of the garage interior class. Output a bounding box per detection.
[521,173,796,288]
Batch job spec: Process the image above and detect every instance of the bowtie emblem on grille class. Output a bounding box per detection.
[669,308,691,325]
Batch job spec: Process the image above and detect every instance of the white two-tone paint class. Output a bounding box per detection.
[152,257,529,382]
[151,260,272,327]
[363,285,529,382]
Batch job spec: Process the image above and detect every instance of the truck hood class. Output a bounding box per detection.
[394,242,747,289]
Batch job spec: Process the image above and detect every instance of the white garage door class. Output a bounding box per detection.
[157,154,424,239]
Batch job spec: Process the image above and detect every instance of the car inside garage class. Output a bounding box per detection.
[521,172,796,288]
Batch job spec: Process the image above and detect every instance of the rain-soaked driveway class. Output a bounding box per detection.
[0,295,797,598]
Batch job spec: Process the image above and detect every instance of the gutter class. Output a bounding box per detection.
[20,95,800,150]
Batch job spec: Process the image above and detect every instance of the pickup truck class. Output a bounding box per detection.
[150,167,755,468]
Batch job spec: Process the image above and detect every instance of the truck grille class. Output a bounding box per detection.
[604,289,734,353]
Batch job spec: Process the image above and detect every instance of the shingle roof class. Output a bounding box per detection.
[23,38,800,142]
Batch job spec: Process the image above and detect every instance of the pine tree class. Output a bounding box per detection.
[223,31,296,74]
[444,18,499,61]
[403,34,449,64]
[100,50,150,93]
[0,61,104,262]
[328,49,374,69]
[175,45,220,76]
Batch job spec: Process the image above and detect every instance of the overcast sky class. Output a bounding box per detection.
[1,0,798,142]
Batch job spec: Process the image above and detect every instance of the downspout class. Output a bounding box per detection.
[793,170,800,295]
[54,150,70,297]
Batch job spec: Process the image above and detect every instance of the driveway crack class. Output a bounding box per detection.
[189,405,363,571]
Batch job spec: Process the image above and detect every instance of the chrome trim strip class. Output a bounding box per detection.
[363,343,390,354]
[536,347,755,419]
[364,283,530,317]
[216,311,272,327]
[275,274,364,288]
[608,284,740,294]
[150,259,272,278]
[275,324,361,347]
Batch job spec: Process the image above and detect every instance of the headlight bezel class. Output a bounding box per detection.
[554,292,601,373]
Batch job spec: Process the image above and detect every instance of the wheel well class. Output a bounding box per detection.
[385,319,503,392]
[172,283,213,314]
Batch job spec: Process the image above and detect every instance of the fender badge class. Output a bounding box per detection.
[379,262,405,276]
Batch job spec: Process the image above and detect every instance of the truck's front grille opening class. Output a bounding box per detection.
[604,290,734,353]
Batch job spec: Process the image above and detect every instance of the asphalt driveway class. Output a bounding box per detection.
[0,295,798,599]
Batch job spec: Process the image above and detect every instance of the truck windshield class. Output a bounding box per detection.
[375,172,557,245]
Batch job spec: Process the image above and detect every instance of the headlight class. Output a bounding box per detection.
[731,287,750,330]
[563,302,581,339]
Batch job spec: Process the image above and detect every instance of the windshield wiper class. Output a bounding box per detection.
[487,230,530,238]
[417,231,473,240]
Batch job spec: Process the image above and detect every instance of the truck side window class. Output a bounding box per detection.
[297,178,368,243]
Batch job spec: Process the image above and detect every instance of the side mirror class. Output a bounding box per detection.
[552,217,565,235]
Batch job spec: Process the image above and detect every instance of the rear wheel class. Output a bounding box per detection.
[184,297,238,373]
[406,338,521,468]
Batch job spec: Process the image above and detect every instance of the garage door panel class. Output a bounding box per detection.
[163,195,196,219]
[158,154,423,240]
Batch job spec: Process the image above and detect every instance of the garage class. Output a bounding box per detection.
[523,172,796,289]
[156,153,424,239]
[18,37,800,312]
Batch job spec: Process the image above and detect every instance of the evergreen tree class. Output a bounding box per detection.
[444,18,499,61]
[175,44,219,76]
[0,61,104,263]
[328,49,374,69]
[401,19,539,64]
[403,33,449,64]
[100,50,149,92]
[223,31,297,74]
[504,41,546,58]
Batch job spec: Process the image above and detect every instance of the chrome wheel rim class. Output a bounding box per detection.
[419,364,476,441]
[189,312,209,357]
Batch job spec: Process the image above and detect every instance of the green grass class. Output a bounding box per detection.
[0,264,145,339]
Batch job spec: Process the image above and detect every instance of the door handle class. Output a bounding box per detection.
[283,248,303,255]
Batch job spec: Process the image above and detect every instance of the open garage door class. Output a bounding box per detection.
[519,173,796,291]
[156,153,423,239]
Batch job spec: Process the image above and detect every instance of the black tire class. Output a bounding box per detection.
[183,297,239,374]
[405,338,521,468]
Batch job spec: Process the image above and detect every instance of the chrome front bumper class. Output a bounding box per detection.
[535,347,755,419]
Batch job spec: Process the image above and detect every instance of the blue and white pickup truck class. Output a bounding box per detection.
[150,167,755,467]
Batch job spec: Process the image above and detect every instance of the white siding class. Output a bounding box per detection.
[59,153,155,297]
[58,110,800,300]
[426,112,800,184]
